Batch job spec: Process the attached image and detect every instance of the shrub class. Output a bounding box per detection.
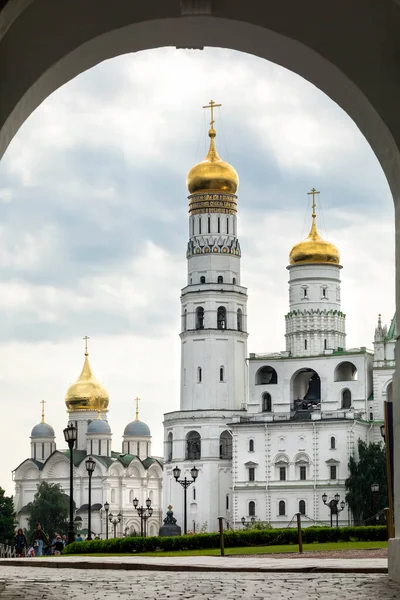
[62,525,387,555]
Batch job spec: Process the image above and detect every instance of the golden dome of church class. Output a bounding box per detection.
[65,352,109,412]
[289,189,340,266]
[186,100,238,196]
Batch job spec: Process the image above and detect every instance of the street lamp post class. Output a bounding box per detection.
[63,422,78,545]
[85,457,96,541]
[109,512,122,538]
[322,493,345,527]
[240,516,255,529]
[173,465,199,535]
[104,502,109,539]
[371,482,380,521]
[133,497,153,537]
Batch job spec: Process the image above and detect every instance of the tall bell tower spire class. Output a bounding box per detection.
[180,102,248,410]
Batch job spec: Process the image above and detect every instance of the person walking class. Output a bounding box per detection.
[31,523,49,557]
[14,529,27,557]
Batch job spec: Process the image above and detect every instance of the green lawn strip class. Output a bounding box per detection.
[66,540,387,558]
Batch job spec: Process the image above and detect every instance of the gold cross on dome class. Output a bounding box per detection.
[135,397,140,421]
[40,399,46,423]
[83,335,90,355]
[202,100,222,128]
[307,188,320,217]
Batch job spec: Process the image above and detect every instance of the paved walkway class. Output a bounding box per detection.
[0,566,398,599]
[0,554,388,573]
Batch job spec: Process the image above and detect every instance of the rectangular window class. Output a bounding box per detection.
[199,217,201,234]
[304,339,307,350]
[330,465,337,480]
[248,467,255,482]
[208,216,210,233]
[218,217,220,233]
[227,217,229,234]
[279,467,286,481]
[300,466,307,481]
[192,219,194,236]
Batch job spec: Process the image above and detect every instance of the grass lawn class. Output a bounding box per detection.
[68,540,387,558]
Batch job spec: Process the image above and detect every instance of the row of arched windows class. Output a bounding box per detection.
[187,306,243,331]
[191,275,237,285]
[255,362,358,386]
[166,430,232,462]
[247,500,306,517]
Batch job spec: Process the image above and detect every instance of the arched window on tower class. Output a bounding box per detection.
[217,276,223,284]
[199,217,201,234]
[330,436,336,450]
[219,366,224,382]
[226,217,229,234]
[218,217,220,233]
[299,500,306,515]
[248,501,255,517]
[342,389,351,409]
[278,500,286,516]
[196,306,204,329]
[248,439,254,452]
[183,309,187,331]
[237,308,243,331]
[197,367,202,383]
[262,393,272,412]
[208,216,211,233]
[233,277,236,285]
[186,431,201,460]
[217,306,227,330]
[200,276,206,284]
[219,430,232,459]
[167,432,173,462]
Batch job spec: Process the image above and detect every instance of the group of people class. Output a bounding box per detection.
[14,523,66,557]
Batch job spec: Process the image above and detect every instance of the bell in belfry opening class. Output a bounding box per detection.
[303,373,321,403]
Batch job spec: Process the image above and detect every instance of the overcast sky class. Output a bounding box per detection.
[0,48,394,496]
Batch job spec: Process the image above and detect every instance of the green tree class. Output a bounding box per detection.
[0,488,15,543]
[27,482,70,540]
[345,439,387,525]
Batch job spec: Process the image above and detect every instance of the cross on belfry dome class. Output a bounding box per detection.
[307,187,320,218]
[202,99,222,127]
[40,399,46,423]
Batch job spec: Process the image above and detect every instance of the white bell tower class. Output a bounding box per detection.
[285,189,345,356]
[163,102,248,533]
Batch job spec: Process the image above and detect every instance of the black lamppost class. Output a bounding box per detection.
[241,516,255,529]
[371,482,380,521]
[85,457,96,541]
[322,492,345,527]
[63,422,78,545]
[103,502,110,539]
[133,497,153,537]
[173,465,199,535]
[109,512,122,538]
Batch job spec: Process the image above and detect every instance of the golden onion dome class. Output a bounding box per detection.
[289,193,340,266]
[186,127,239,195]
[65,353,109,412]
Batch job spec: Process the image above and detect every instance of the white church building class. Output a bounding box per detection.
[13,353,163,537]
[163,105,394,532]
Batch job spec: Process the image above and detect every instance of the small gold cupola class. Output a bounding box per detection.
[65,337,109,412]
[289,188,340,266]
[186,101,239,215]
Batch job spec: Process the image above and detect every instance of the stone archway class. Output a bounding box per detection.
[1,0,400,580]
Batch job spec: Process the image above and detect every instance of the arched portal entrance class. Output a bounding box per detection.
[1,0,400,581]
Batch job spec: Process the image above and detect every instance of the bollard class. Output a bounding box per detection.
[217,516,225,556]
[296,512,303,554]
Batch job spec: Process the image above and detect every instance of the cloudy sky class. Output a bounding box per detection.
[0,48,394,496]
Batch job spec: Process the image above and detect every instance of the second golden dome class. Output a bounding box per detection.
[289,220,340,266]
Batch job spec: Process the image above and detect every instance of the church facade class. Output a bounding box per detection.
[163,105,394,532]
[13,354,163,538]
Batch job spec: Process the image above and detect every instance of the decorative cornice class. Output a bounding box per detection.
[188,192,237,216]
[187,235,241,258]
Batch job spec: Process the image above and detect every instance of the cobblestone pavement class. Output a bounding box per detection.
[0,567,399,599]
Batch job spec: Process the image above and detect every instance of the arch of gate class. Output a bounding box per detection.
[1,0,400,580]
